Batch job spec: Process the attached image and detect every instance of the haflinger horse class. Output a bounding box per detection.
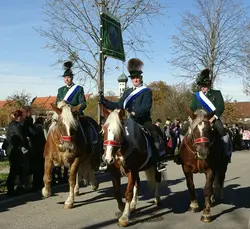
[102,107,164,227]
[180,108,229,222]
[42,101,101,209]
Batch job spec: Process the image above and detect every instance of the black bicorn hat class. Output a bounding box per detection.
[62,61,74,77]
[196,68,211,86]
[127,58,144,78]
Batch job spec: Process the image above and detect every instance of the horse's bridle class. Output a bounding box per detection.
[60,136,72,142]
[103,140,121,148]
[193,137,210,145]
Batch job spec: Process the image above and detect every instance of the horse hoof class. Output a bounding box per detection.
[118,218,129,227]
[201,215,212,223]
[154,199,161,207]
[189,207,200,213]
[64,203,74,209]
[74,191,80,196]
[92,183,99,191]
[42,187,51,198]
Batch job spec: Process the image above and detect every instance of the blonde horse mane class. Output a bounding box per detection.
[191,109,208,131]
[57,100,78,130]
[103,110,123,138]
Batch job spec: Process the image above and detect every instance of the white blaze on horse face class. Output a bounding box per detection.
[64,120,71,136]
[105,127,115,163]
[198,121,205,137]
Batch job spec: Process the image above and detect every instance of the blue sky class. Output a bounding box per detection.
[0,0,249,102]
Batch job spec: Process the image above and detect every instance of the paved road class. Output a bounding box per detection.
[0,151,249,229]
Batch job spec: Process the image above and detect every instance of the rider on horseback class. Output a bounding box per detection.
[53,61,88,182]
[99,58,167,172]
[56,61,87,114]
[174,68,232,165]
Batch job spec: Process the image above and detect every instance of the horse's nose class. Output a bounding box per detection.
[106,157,115,165]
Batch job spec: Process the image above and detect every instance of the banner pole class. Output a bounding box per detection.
[98,0,105,126]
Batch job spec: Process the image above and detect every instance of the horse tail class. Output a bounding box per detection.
[144,166,156,193]
[78,158,99,190]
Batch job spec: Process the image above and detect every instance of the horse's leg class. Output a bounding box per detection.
[213,163,228,202]
[154,170,162,206]
[118,170,137,227]
[42,157,53,198]
[64,158,80,209]
[110,167,124,212]
[145,166,161,206]
[183,168,199,212]
[89,168,99,191]
[201,170,215,223]
[74,172,80,196]
[130,174,140,212]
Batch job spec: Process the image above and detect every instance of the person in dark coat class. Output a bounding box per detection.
[56,61,87,114]
[174,68,231,164]
[21,106,33,187]
[6,110,30,196]
[29,117,46,191]
[99,58,167,172]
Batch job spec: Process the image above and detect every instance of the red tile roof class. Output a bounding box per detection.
[31,94,91,110]
[0,101,6,108]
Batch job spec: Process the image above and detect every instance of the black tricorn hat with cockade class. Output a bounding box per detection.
[127,58,144,78]
[62,61,74,77]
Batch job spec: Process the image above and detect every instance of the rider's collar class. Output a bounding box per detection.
[133,84,143,90]
[66,83,74,88]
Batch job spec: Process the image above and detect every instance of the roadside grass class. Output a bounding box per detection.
[0,173,8,193]
[0,158,9,171]
[0,158,9,193]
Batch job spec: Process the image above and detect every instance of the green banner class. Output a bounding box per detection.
[101,13,125,61]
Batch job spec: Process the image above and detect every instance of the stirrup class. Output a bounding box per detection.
[99,164,107,171]
[157,162,167,172]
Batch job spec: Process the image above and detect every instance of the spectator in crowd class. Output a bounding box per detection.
[155,119,162,127]
[21,106,34,189]
[242,127,250,150]
[29,117,46,191]
[6,110,30,196]
[171,119,181,155]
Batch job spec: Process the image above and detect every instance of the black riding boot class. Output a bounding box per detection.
[174,153,182,165]
[154,142,167,172]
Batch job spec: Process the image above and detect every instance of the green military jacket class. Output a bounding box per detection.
[190,89,224,118]
[56,84,87,114]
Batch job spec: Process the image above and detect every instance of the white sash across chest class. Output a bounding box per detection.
[63,84,80,103]
[123,86,148,109]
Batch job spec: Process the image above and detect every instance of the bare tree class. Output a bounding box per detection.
[170,0,250,85]
[37,0,167,87]
[5,90,31,109]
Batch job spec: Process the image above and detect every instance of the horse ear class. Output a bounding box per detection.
[118,109,125,120]
[71,104,82,113]
[205,111,216,120]
[51,103,62,115]
[102,105,110,119]
[187,107,196,120]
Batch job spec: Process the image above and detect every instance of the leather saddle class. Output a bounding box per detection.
[124,118,163,156]
[78,116,98,145]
